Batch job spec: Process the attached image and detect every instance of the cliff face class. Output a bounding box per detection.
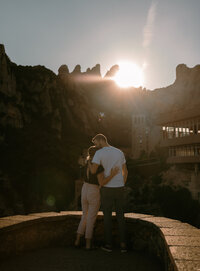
[1,45,142,149]
[0,45,22,131]
[0,46,135,145]
[150,64,200,115]
[0,45,16,97]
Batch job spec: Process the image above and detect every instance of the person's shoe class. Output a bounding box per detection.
[120,245,127,253]
[101,244,112,252]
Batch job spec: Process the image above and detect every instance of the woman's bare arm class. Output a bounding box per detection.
[97,167,119,186]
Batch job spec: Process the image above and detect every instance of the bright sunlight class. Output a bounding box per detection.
[113,61,144,88]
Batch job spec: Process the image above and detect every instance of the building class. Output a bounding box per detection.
[131,113,161,159]
[157,106,200,201]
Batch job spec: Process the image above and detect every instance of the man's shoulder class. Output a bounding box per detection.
[109,146,123,154]
[95,148,103,155]
[99,146,123,155]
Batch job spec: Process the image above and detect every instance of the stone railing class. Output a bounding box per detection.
[0,212,200,270]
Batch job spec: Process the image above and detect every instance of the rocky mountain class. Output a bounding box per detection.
[0,45,99,139]
[0,44,200,216]
[0,44,143,147]
[149,64,200,115]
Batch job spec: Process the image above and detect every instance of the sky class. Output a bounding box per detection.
[0,0,200,90]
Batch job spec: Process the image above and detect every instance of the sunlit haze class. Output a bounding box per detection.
[113,62,144,88]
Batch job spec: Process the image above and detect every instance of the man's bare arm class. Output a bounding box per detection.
[88,161,99,174]
[122,163,128,184]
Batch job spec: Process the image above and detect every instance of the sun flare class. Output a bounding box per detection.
[113,61,144,88]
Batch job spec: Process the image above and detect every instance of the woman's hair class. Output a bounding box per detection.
[87,145,100,159]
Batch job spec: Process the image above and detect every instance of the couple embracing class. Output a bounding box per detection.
[75,134,128,252]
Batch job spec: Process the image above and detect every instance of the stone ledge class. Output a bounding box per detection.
[0,211,200,271]
[175,260,200,271]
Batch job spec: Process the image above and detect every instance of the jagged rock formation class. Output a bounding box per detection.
[58,64,69,80]
[104,64,119,78]
[0,44,16,97]
[71,64,81,75]
[85,64,101,77]
[0,45,22,130]
[0,46,104,139]
[150,64,200,116]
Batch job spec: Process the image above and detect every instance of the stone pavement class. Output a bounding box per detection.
[1,212,200,270]
[0,246,163,271]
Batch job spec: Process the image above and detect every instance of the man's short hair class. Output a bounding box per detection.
[92,133,107,143]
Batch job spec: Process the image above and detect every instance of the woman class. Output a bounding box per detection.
[75,145,119,250]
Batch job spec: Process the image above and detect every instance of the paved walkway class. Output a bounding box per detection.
[0,247,163,271]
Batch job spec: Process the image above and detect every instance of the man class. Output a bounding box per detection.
[89,134,128,252]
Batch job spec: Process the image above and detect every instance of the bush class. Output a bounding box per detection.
[154,185,200,227]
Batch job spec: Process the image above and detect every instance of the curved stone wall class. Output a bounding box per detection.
[0,212,200,270]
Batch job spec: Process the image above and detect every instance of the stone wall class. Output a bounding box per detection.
[0,212,200,270]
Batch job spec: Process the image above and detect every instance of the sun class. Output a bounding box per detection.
[112,61,144,88]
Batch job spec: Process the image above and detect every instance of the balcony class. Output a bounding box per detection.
[167,156,200,164]
[161,134,200,147]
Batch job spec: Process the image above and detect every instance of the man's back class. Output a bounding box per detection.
[92,146,126,187]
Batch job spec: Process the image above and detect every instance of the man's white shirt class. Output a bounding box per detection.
[92,146,126,187]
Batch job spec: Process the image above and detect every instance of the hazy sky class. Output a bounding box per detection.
[0,0,200,89]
